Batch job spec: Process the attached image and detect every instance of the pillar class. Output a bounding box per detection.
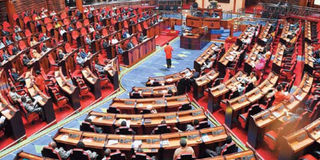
[76,0,83,12]
[6,0,16,25]
[299,0,307,6]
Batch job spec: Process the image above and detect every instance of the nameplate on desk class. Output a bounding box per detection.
[119,138,132,144]
[131,117,142,121]
[165,115,175,120]
[188,134,199,140]
[155,100,165,104]
[160,139,169,146]
[177,97,187,101]
[212,129,224,135]
[93,137,104,142]
[103,116,113,120]
[262,113,270,120]
[238,97,246,103]
[68,134,79,138]
[124,101,135,105]
[192,111,202,116]
[147,138,160,144]
[144,119,152,124]
[142,89,152,92]
[218,85,225,91]
[296,133,306,142]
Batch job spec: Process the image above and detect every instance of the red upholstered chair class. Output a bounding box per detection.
[73,76,90,99]
[63,18,70,26]
[143,21,148,30]
[299,154,318,160]
[238,104,263,129]
[102,28,108,37]
[44,17,52,24]
[7,45,14,55]
[279,63,296,82]
[111,18,116,25]
[72,30,80,46]
[61,12,67,19]
[132,36,138,46]
[123,20,128,29]
[137,24,142,32]
[80,27,87,37]
[69,149,90,160]
[25,29,32,37]
[65,43,72,53]
[76,21,82,29]
[18,40,27,50]
[83,19,90,27]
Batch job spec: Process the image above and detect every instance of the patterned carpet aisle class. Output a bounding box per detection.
[0,37,214,159]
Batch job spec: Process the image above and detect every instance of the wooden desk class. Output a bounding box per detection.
[130,85,177,98]
[55,68,80,110]
[25,71,55,123]
[82,67,101,99]
[193,70,219,99]
[58,48,79,75]
[146,68,194,86]
[180,33,210,50]
[304,43,314,75]
[224,150,256,160]
[123,37,156,66]
[53,126,227,156]
[225,72,278,128]
[16,151,53,160]
[87,109,206,134]
[207,71,246,112]
[110,95,191,114]
[194,43,217,73]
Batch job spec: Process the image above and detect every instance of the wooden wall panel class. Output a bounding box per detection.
[47,0,65,12]
[13,0,47,14]
[0,1,7,22]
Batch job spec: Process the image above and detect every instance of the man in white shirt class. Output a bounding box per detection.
[0,115,6,128]
[111,37,119,44]
[173,139,195,160]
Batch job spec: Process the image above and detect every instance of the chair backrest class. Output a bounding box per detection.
[178,154,194,160]
[222,144,238,155]
[117,127,132,135]
[179,104,191,111]
[133,153,148,160]
[70,149,90,160]
[197,121,209,129]
[110,152,126,160]
[107,106,120,114]
[80,122,95,132]
[41,146,61,159]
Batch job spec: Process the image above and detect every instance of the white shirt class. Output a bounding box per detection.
[111,38,118,44]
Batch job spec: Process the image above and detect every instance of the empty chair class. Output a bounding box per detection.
[177,154,195,160]
[107,106,120,114]
[41,146,62,160]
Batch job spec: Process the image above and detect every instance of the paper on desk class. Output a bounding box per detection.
[132,140,142,149]
[160,140,169,146]
[83,138,93,143]
[201,134,210,142]
[296,95,303,101]
[88,116,96,120]
[61,135,69,141]
[108,139,119,145]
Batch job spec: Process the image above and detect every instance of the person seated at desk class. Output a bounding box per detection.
[10,68,25,85]
[127,40,134,50]
[9,87,25,104]
[102,39,109,51]
[57,49,66,60]
[95,23,101,31]
[115,120,136,135]
[273,85,290,105]
[94,31,101,40]
[21,96,42,114]
[117,45,124,55]
[11,45,20,55]
[173,139,195,160]
[122,29,131,39]
[1,50,10,62]
[201,57,215,71]
[76,53,86,67]
[1,29,9,36]
[14,33,22,41]
[88,25,95,33]
[22,54,32,66]
[142,105,157,114]
[31,49,41,59]
[85,35,92,45]
[67,25,74,31]
[205,136,235,157]
[40,33,48,41]
[111,36,119,45]
[48,141,72,160]
[54,22,61,29]
[175,119,199,132]
[5,38,13,46]
[0,41,5,49]
[30,37,38,46]
[244,72,258,86]
[14,25,21,33]
[138,33,146,42]
[75,141,98,160]
[117,15,122,22]
[34,70,46,93]
[0,115,6,129]
[129,19,135,25]
[83,118,103,133]
[101,149,111,160]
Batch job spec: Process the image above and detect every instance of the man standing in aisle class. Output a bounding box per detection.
[164,42,173,68]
